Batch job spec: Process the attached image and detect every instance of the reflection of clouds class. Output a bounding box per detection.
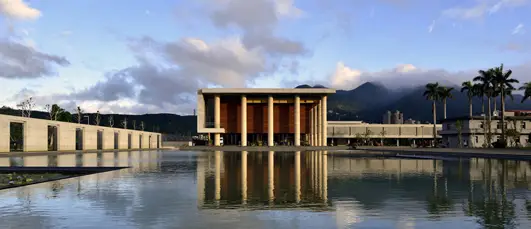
[1,152,531,228]
[334,200,363,229]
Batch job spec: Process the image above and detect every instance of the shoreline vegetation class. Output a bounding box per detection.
[0,172,69,189]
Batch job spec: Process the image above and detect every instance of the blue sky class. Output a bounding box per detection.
[0,0,530,114]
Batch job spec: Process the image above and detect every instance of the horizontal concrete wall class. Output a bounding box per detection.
[0,114,162,153]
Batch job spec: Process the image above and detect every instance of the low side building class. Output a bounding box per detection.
[327,121,442,146]
[439,114,531,148]
[0,114,161,153]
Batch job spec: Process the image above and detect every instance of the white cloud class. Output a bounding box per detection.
[512,23,525,34]
[428,20,435,33]
[329,62,362,89]
[442,0,529,20]
[0,0,41,20]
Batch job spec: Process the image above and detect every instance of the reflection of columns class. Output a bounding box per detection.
[241,151,248,203]
[322,151,328,203]
[215,151,221,201]
[317,151,322,197]
[197,155,205,207]
[268,151,275,202]
[268,96,274,146]
[241,95,247,146]
[312,152,317,192]
[295,151,301,203]
[321,96,327,146]
[294,96,301,146]
[214,95,221,146]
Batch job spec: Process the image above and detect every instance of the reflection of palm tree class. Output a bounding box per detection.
[465,159,517,228]
[426,161,452,217]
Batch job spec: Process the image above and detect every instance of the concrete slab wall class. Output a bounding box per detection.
[0,114,161,153]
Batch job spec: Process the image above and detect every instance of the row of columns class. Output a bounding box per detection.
[212,95,328,146]
[197,151,328,206]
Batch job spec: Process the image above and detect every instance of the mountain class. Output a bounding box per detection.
[357,85,531,123]
[328,82,399,114]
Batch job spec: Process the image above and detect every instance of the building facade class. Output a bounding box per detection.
[196,88,336,146]
[439,113,531,148]
[327,121,442,146]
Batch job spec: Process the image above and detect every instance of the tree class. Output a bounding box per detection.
[439,86,454,119]
[379,129,386,146]
[424,82,441,145]
[461,81,474,117]
[45,104,65,121]
[122,117,128,129]
[140,121,145,131]
[456,120,463,148]
[474,69,495,147]
[16,97,35,118]
[132,120,137,130]
[109,115,114,127]
[363,129,372,145]
[75,106,83,124]
[94,110,101,126]
[57,111,72,122]
[491,64,519,146]
[520,82,531,103]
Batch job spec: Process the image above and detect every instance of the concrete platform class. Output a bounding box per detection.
[353,146,531,160]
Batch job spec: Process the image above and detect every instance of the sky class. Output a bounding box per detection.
[0,0,530,115]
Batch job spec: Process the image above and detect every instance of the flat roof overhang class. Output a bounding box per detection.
[198,88,336,95]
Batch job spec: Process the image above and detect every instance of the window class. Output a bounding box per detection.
[496,122,507,129]
[522,122,527,129]
[475,136,479,143]
[480,122,484,129]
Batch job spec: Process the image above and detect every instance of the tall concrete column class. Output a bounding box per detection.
[214,95,221,146]
[241,95,247,146]
[241,151,248,204]
[310,106,314,146]
[294,95,301,146]
[322,96,328,146]
[268,95,274,146]
[317,101,322,146]
[268,151,275,203]
[295,151,301,203]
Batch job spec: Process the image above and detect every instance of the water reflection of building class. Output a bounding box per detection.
[197,151,329,209]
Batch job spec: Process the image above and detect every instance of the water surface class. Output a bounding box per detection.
[1,150,531,229]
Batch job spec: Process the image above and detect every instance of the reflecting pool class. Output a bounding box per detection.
[1,150,531,228]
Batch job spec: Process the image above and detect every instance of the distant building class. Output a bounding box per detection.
[383,110,405,124]
[440,111,531,148]
[382,110,392,124]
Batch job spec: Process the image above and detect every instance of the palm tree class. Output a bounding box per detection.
[520,82,531,103]
[424,82,441,145]
[491,64,519,145]
[439,87,454,119]
[461,81,474,117]
[474,69,495,147]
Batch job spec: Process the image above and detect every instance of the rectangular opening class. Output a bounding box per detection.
[47,125,58,151]
[97,130,103,150]
[76,128,83,150]
[128,133,132,149]
[157,135,160,148]
[148,136,152,149]
[10,122,24,152]
[139,135,143,149]
[114,132,119,149]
